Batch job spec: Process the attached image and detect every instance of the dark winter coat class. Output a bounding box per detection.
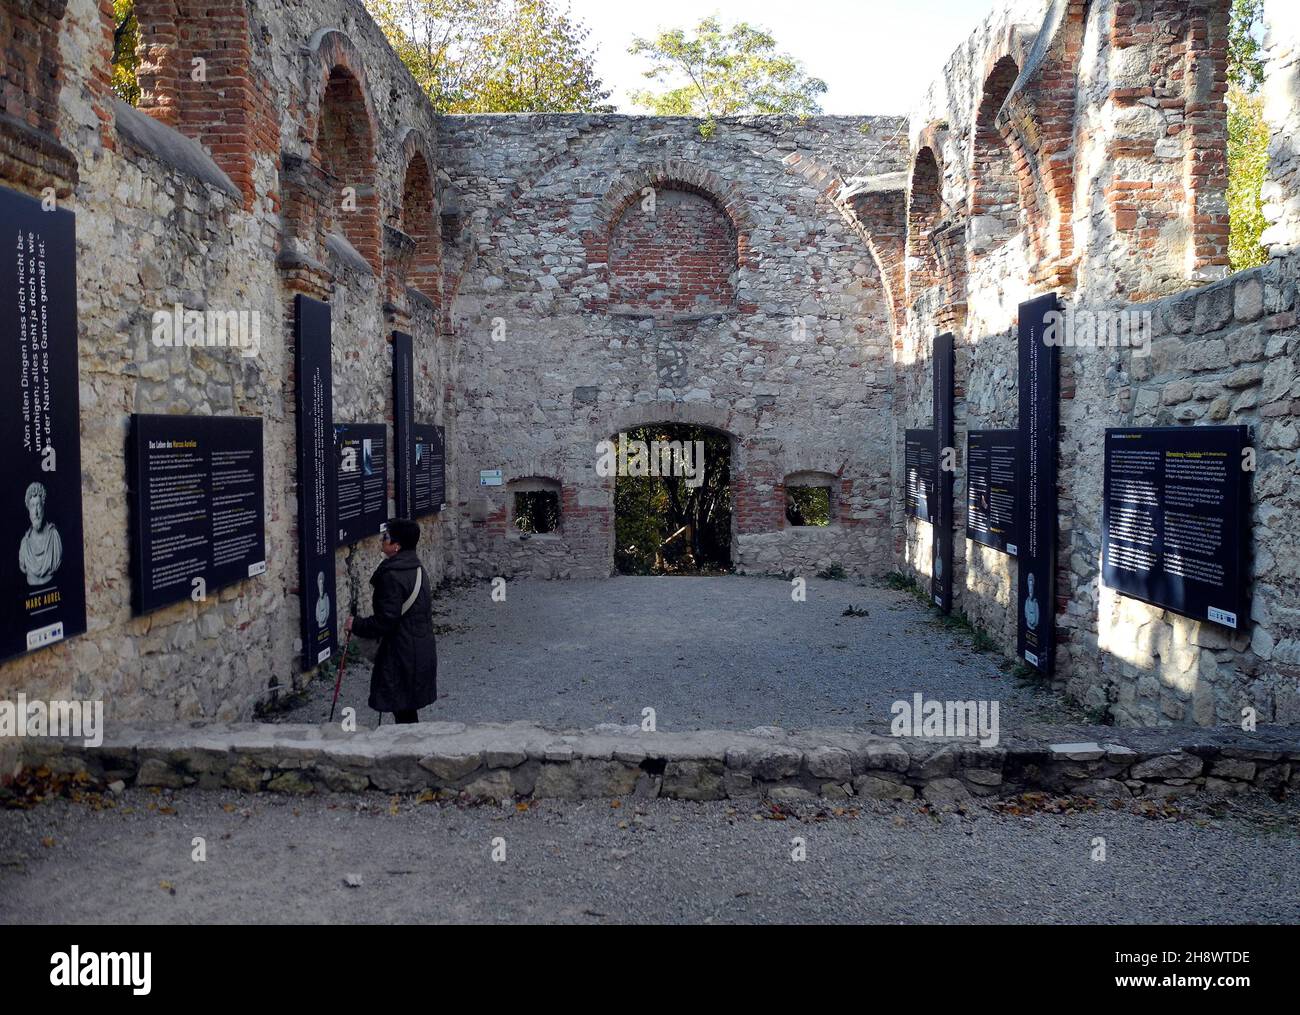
[351,549,437,713]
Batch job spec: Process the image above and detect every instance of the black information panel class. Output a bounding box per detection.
[294,295,337,669]
[966,430,1020,555]
[0,185,87,661]
[1103,426,1251,629]
[392,330,416,517]
[128,414,266,615]
[410,422,446,517]
[904,429,937,524]
[1016,292,1060,674]
[932,333,955,614]
[335,423,388,546]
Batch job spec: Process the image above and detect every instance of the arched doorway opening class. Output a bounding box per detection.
[611,423,733,575]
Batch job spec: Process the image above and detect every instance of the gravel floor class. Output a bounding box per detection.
[2,788,1297,924]
[271,575,1086,732]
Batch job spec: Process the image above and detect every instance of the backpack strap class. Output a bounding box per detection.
[400,567,423,616]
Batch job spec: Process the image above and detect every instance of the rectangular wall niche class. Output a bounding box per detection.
[128,414,266,615]
[1102,425,1252,629]
[0,184,87,661]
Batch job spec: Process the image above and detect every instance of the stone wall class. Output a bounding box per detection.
[0,0,454,758]
[440,115,908,579]
[25,718,1300,804]
[896,0,1300,727]
[2,0,1298,765]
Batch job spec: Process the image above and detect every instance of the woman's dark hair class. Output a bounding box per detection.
[384,518,420,551]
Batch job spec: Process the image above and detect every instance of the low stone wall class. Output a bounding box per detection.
[15,721,1299,805]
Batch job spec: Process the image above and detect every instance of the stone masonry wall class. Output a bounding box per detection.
[897,0,1300,727]
[0,0,453,763]
[440,115,908,580]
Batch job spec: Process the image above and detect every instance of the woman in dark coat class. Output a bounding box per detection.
[345,518,437,723]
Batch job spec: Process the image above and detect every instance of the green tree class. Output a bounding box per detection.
[613,425,732,575]
[1227,0,1269,271]
[366,0,611,113]
[111,0,140,105]
[628,16,827,121]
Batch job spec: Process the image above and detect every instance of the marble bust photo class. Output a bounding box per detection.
[18,481,62,587]
[314,570,331,627]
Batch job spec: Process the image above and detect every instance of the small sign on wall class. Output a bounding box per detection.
[480,469,503,487]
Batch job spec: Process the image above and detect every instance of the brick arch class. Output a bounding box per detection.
[595,162,759,249]
[907,127,967,326]
[995,0,1087,288]
[607,401,746,440]
[781,151,908,338]
[970,55,1023,253]
[396,128,441,306]
[606,181,738,313]
[0,0,79,194]
[128,0,272,207]
[590,162,754,271]
[907,145,943,298]
[304,29,381,275]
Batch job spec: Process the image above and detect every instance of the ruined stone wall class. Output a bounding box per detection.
[0,0,452,745]
[440,115,908,580]
[897,0,1300,727]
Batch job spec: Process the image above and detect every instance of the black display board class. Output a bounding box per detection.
[904,429,937,524]
[1103,426,1251,629]
[294,295,337,669]
[1016,293,1060,674]
[335,423,388,546]
[0,185,87,661]
[128,414,266,615]
[411,422,446,517]
[966,430,1020,555]
[392,330,416,517]
[932,333,955,613]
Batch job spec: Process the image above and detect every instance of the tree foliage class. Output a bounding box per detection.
[785,486,830,527]
[1227,0,1269,271]
[366,0,611,113]
[111,0,140,106]
[614,425,732,575]
[628,17,827,121]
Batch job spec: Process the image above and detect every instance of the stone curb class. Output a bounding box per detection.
[14,721,1300,804]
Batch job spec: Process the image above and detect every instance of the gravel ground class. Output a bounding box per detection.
[271,575,1086,731]
[2,788,1297,924]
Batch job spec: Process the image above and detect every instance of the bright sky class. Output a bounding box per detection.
[563,0,1002,116]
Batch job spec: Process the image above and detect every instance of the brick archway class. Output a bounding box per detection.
[396,127,440,307]
[304,29,382,275]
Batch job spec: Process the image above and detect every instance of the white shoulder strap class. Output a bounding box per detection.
[401,567,423,616]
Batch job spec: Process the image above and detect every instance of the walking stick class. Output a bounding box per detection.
[328,623,353,723]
